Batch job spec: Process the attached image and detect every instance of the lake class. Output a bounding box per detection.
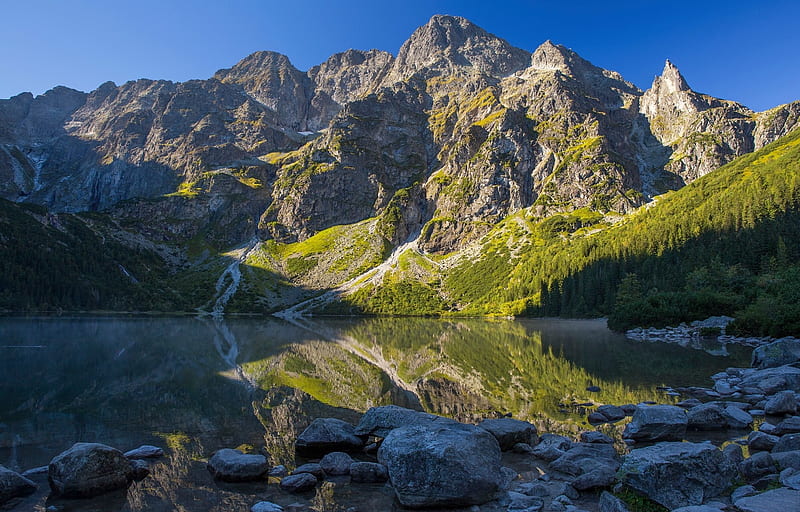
[0,315,749,476]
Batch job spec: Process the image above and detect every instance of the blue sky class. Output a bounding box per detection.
[2,0,798,111]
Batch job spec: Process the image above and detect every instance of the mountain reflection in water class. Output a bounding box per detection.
[0,316,749,474]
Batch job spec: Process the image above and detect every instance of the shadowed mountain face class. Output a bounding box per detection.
[1,15,798,316]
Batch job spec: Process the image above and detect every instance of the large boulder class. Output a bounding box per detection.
[355,405,458,438]
[617,442,735,510]
[477,418,537,451]
[748,431,780,451]
[765,390,798,416]
[752,338,800,369]
[733,487,800,512]
[295,418,364,457]
[207,449,269,482]
[48,442,134,498]
[687,403,727,430]
[739,366,800,395]
[622,405,687,442]
[739,452,778,482]
[378,423,503,508]
[0,465,37,505]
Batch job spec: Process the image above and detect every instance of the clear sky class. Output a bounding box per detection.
[2,0,798,111]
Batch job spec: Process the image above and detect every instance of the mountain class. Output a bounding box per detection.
[1,15,799,327]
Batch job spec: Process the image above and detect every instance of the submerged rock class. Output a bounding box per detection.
[48,442,134,498]
[295,418,364,457]
[349,462,389,483]
[207,449,269,482]
[378,423,503,508]
[280,473,317,493]
[0,465,37,505]
[617,442,735,509]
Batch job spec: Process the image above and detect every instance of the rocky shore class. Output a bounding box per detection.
[2,338,799,512]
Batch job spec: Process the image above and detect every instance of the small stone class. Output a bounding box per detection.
[586,386,601,393]
[124,445,164,459]
[774,416,800,435]
[731,484,758,501]
[129,459,149,481]
[749,431,779,451]
[596,405,626,422]
[580,431,614,444]
[320,452,353,476]
[269,465,288,477]
[291,463,324,479]
[251,501,283,512]
[280,473,318,493]
[587,412,608,425]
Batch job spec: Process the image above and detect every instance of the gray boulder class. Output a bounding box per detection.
[123,445,164,459]
[550,443,619,477]
[752,338,800,369]
[596,405,626,422]
[478,418,537,450]
[349,462,388,483]
[773,433,800,453]
[531,434,572,461]
[355,405,457,438]
[0,465,37,505]
[774,416,800,435]
[617,442,735,509]
[48,442,134,498]
[319,452,353,476]
[739,451,778,482]
[622,405,687,441]
[731,484,758,501]
[207,449,269,482]
[291,463,324,479]
[580,431,614,444]
[765,390,798,416]
[781,467,800,490]
[687,403,727,430]
[724,443,745,466]
[739,366,800,395]
[279,472,317,493]
[723,405,753,429]
[598,491,630,512]
[295,418,364,457]
[748,431,779,451]
[733,487,800,512]
[251,502,283,512]
[378,423,503,508]
[772,450,800,471]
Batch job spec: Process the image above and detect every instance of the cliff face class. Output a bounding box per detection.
[1,15,799,289]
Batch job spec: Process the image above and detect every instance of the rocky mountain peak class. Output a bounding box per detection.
[655,59,691,94]
[388,14,530,81]
[214,50,310,129]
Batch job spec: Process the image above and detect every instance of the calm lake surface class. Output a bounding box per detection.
[0,315,749,477]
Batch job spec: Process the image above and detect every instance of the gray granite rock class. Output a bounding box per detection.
[207,449,268,482]
[478,417,537,450]
[48,443,135,498]
[733,487,800,512]
[349,462,388,483]
[0,465,37,505]
[280,473,318,493]
[622,405,687,441]
[377,423,503,508]
[319,452,353,476]
[617,442,735,509]
[295,418,364,457]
